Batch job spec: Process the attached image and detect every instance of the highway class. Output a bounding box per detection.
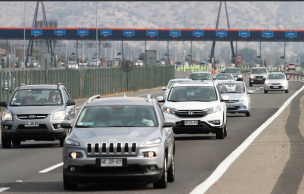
[0,71,303,193]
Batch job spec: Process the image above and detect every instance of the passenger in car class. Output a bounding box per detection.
[128,108,154,126]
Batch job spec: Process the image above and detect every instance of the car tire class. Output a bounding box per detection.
[249,81,252,87]
[285,90,289,93]
[1,134,11,148]
[167,154,175,182]
[246,111,251,117]
[264,90,268,93]
[224,124,227,137]
[12,140,21,146]
[153,158,167,189]
[60,135,66,147]
[63,174,78,190]
[216,127,225,139]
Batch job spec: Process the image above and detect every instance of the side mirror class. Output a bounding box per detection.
[157,96,165,102]
[0,101,7,107]
[61,120,72,128]
[164,121,175,127]
[247,90,253,94]
[67,100,75,106]
[162,87,166,91]
[221,95,229,102]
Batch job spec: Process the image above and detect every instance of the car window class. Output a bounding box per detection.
[215,74,234,80]
[76,105,158,127]
[10,89,62,106]
[217,83,245,93]
[224,69,241,73]
[190,73,212,80]
[252,69,267,74]
[268,74,286,79]
[167,86,217,102]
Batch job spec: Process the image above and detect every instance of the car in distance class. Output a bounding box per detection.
[249,67,268,86]
[287,63,296,71]
[157,82,229,139]
[135,59,144,67]
[213,73,234,85]
[162,79,192,100]
[264,72,289,93]
[189,72,213,82]
[223,67,243,81]
[1,83,76,148]
[62,95,175,190]
[67,61,79,70]
[217,81,253,117]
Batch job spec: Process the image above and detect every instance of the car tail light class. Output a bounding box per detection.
[288,65,289,67]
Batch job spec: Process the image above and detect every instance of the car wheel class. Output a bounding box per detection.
[1,134,11,148]
[63,174,78,190]
[60,135,66,147]
[224,124,227,137]
[285,90,289,93]
[153,157,168,189]
[249,81,252,87]
[264,90,268,93]
[216,127,225,139]
[246,111,251,117]
[12,140,21,146]
[167,154,175,182]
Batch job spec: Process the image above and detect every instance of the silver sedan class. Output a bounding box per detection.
[264,72,289,93]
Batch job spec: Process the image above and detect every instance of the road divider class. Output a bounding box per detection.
[190,84,304,194]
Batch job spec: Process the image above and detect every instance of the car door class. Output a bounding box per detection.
[62,88,76,122]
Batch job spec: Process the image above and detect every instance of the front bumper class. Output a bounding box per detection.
[264,84,288,91]
[250,78,266,84]
[226,101,250,113]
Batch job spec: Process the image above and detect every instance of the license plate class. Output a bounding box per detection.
[257,78,262,80]
[273,86,279,88]
[101,159,123,167]
[184,120,198,125]
[24,122,39,127]
[227,105,235,108]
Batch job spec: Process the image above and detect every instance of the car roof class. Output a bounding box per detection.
[19,84,61,90]
[226,67,240,69]
[217,80,245,84]
[216,73,233,76]
[86,97,155,106]
[172,82,214,87]
[190,71,211,74]
[169,79,191,81]
[268,72,285,74]
[251,67,267,69]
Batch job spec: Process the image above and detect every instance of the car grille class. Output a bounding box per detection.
[16,124,48,130]
[226,100,239,103]
[86,142,138,156]
[227,106,240,110]
[17,114,48,119]
[175,110,208,118]
[255,76,263,78]
[270,86,282,89]
[271,83,281,85]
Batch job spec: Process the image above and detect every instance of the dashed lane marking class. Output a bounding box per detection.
[39,162,63,173]
[0,188,10,192]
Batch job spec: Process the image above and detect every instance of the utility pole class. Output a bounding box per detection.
[96,1,98,68]
[23,1,25,71]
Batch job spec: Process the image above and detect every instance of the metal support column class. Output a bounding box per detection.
[145,40,146,67]
[122,40,124,61]
[190,40,192,67]
[260,41,262,65]
[284,41,286,64]
[65,44,67,61]
[167,41,169,65]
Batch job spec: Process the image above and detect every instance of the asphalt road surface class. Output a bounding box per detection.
[0,71,303,194]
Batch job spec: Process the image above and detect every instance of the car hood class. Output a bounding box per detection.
[164,101,219,110]
[71,127,161,145]
[8,105,63,115]
[228,73,241,76]
[220,93,245,101]
[191,79,213,83]
[251,73,267,76]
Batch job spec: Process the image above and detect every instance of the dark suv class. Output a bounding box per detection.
[223,67,243,81]
[1,83,76,148]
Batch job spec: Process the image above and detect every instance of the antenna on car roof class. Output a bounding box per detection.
[123,93,127,97]
[147,94,152,102]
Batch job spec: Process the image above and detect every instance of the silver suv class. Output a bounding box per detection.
[61,95,175,190]
[0,83,76,148]
[249,67,268,86]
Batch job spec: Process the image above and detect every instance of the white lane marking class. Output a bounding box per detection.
[39,162,63,173]
[0,188,10,192]
[190,85,304,194]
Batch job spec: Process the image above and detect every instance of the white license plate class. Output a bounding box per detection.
[101,159,123,167]
[227,105,235,108]
[24,122,39,127]
[184,121,198,125]
[257,78,262,80]
[273,86,279,88]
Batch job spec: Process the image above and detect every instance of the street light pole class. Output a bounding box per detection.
[96,1,98,68]
[23,1,25,71]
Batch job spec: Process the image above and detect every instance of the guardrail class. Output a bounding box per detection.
[0,66,175,107]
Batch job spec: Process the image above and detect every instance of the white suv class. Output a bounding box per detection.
[157,82,229,139]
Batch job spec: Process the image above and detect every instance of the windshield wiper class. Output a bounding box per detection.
[76,125,93,128]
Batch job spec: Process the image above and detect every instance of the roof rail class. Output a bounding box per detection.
[86,95,101,104]
[147,94,152,103]
[57,83,63,89]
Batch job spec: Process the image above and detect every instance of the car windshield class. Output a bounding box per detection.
[215,74,234,80]
[167,86,217,102]
[268,74,286,79]
[176,62,181,65]
[190,73,212,80]
[76,105,158,127]
[218,83,245,93]
[225,69,241,73]
[252,69,267,74]
[10,89,62,106]
[167,80,191,89]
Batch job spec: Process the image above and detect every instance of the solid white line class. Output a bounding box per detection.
[0,188,10,192]
[190,85,304,194]
[39,162,63,173]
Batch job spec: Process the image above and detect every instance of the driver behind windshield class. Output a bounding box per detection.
[235,85,244,93]
[127,108,154,127]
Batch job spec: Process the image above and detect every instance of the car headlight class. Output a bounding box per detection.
[2,112,12,121]
[162,106,176,114]
[206,105,221,114]
[238,75,243,78]
[66,139,80,146]
[282,80,288,85]
[265,80,270,84]
[250,75,253,79]
[144,137,162,145]
[68,65,71,68]
[52,111,65,120]
[241,95,249,102]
